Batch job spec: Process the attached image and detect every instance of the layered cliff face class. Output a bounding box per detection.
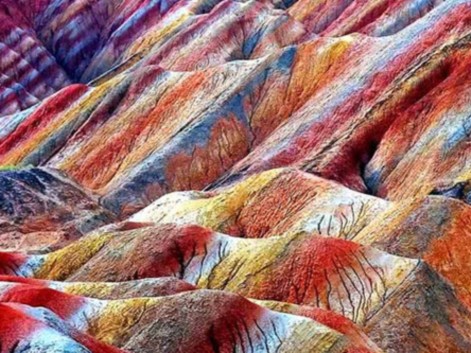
[1,0,471,352]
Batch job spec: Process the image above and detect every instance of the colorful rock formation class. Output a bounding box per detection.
[2,0,471,352]
[0,167,114,251]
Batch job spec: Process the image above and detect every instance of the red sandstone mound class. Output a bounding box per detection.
[2,0,471,352]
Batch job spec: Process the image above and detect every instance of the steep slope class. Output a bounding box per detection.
[130,168,388,238]
[0,302,124,353]
[133,168,471,314]
[289,0,446,37]
[0,1,470,217]
[256,300,382,353]
[365,46,471,201]
[229,1,471,195]
[0,1,71,115]
[2,221,471,352]
[1,0,471,352]
[0,167,114,251]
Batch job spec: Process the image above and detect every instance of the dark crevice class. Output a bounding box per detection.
[430,181,471,205]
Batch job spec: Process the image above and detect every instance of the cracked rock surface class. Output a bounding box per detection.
[2,0,471,352]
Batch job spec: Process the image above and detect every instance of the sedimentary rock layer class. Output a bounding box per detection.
[2,0,471,352]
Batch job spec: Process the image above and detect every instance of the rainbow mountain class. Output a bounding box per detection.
[1,0,471,352]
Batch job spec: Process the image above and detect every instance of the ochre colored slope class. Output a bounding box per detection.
[1,1,470,217]
[2,0,471,352]
[0,282,349,353]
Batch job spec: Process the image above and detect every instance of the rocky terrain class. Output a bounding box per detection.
[1,0,471,352]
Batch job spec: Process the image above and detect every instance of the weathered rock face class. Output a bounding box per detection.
[0,282,350,353]
[0,167,115,251]
[0,302,125,353]
[2,0,471,216]
[22,224,414,326]
[130,169,388,238]
[0,1,71,116]
[2,0,471,352]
